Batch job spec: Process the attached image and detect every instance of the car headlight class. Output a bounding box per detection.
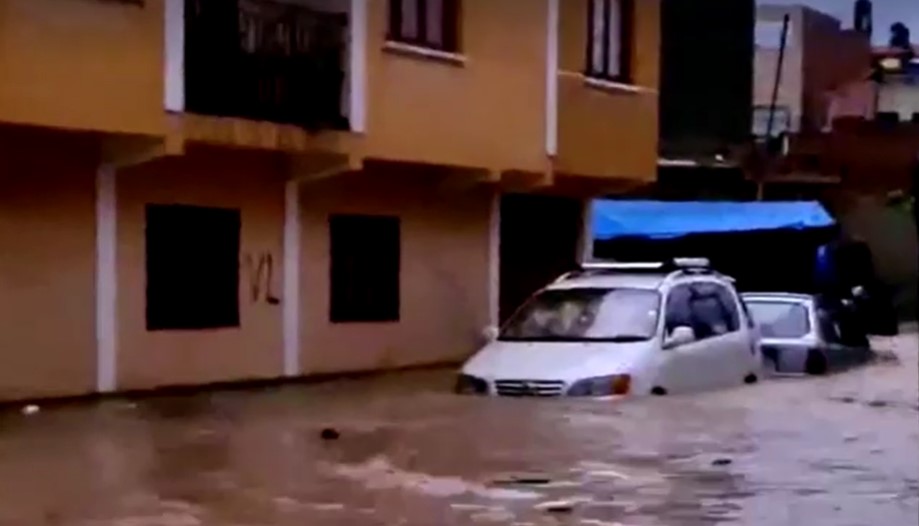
[454,374,489,395]
[567,374,631,397]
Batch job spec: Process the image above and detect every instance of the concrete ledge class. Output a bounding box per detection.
[0,361,464,414]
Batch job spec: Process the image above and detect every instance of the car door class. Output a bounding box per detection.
[658,283,706,394]
[715,284,759,378]
[684,281,747,388]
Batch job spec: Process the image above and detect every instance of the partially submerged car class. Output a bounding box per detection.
[456,259,762,398]
[741,292,873,375]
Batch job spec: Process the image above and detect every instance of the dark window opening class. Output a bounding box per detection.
[146,204,241,331]
[586,0,633,82]
[387,0,461,52]
[329,215,401,323]
[184,0,349,131]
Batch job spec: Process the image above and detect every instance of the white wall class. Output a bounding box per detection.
[878,82,919,121]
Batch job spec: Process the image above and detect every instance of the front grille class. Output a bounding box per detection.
[494,379,566,397]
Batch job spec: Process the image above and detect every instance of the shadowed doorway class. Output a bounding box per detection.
[498,194,584,324]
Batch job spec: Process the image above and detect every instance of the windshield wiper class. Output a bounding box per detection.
[497,335,650,343]
[599,335,651,343]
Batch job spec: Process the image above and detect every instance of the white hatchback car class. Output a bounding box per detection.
[457,260,763,398]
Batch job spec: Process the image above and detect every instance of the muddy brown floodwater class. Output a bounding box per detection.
[0,333,916,526]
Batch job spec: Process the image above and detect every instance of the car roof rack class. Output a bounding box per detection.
[554,258,713,283]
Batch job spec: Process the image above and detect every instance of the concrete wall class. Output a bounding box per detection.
[116,149,288,390]
[299,171,493,373]
[0,0,164,136]
[555,0,659,181]
[363,0,549,173]
[0,127,98,400]
[0,134,495,399]
[878,82,919,121]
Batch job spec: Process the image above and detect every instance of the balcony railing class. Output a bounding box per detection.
[184,0,349,132]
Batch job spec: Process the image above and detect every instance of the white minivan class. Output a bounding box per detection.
[456,260,762,398]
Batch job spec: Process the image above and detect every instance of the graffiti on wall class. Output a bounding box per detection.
[242,251,280,305]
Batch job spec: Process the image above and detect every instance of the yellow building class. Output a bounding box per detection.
[0,0,659,400]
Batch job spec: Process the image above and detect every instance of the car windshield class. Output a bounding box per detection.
[499,287,661,342]
[746,300,811,338]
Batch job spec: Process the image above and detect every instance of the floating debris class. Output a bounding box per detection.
[21,404,40,415]
[535,496,591,513]
[711,458,733,467]
[535,500,576,513]
[320,427,341,441]
[493,474,553,486]
[833,396,858,404]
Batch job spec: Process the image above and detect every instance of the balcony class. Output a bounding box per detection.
[554,74,658,184]
[179,0,353,152]
[551,0,659,186]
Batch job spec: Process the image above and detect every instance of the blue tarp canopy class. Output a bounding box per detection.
[592,200,836,241]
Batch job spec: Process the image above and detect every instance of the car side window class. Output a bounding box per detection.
[688,282,738,340]
[665,282,738,341]
[738,296,756,329]
[664,284,693,335]
[714,285,742,330]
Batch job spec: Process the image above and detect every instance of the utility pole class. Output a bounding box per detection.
[765,14,791,142]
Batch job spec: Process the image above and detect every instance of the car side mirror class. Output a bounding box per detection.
[481,326,499,343]
[664,326,696,349]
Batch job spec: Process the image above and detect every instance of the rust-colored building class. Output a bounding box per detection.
[0,0,660,400]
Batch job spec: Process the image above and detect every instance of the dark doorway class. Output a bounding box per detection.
[146,204,242,331]
[498,194,584,323]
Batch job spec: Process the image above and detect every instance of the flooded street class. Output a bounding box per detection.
[0,333,916,526]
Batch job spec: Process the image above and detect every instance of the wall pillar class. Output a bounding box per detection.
[282,179,301,377]
[95,165,118,393]
[578,199,595,263]
[349,0,367,133]
[487,191,501,328]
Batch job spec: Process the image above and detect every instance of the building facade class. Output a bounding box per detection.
[753,4,871,138]
[0,0,660,400]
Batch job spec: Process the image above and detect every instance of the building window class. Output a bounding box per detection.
[586,0,633,81]
[329,215,401,323]
[754,19,793,49]
[145,204,241,331]
[387,0,461,52]
[752,104,792,138]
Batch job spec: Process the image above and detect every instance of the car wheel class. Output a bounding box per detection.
[650,386,667,396]
[744,373,758,384]
[805,350,829,375]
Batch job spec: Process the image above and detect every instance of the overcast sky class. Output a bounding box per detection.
[761,0,919,44]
